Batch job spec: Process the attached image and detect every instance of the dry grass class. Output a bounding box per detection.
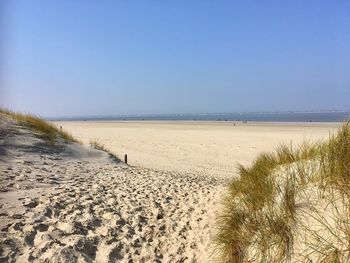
[0,108,78,143]
[320,122,350,195]
[89,139,121,162]
[216,121,350,262]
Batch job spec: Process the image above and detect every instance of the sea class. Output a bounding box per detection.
[52,111,350,122]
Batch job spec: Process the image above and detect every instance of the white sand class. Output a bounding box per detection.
[1,118,338,262]
[55,121,338,178]
[0,118,225,262]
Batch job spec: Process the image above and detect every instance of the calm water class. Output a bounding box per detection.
[53,112,350,122]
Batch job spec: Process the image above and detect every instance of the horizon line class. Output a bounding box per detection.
[46,110,350,120]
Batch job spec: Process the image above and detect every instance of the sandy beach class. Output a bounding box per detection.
[0,118,340,262]
[55,121,338,178]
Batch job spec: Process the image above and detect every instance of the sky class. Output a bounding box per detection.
[1,1,350,117]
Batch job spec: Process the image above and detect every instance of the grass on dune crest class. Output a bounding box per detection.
[0,108,78,143]
[216,121,350,263]
[89,139,121,162]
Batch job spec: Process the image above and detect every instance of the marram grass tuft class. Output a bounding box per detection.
[215,121,350,262]
[0,108,78,143]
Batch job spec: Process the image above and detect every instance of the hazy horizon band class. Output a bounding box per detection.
[49,111,350,122]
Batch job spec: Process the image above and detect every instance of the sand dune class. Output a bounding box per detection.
[0,117,226,262]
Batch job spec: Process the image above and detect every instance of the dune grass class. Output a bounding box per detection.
[0,108,78,143]
[0,108,121,162]
[215,121,350,262]
[89,139,121,162]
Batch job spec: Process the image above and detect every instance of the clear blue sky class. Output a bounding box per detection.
[1,1,349,117]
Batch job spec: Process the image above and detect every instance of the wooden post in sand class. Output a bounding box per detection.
[60,126,62,132]
[124,154,128,164]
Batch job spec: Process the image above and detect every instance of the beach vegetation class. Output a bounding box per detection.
[0,108,78,143]
[215,121,350,262]
[89,139,121,162]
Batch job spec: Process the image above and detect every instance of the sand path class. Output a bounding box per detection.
[1,161,225,262]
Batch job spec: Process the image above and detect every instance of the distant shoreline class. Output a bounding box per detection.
[50,111,350,122]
